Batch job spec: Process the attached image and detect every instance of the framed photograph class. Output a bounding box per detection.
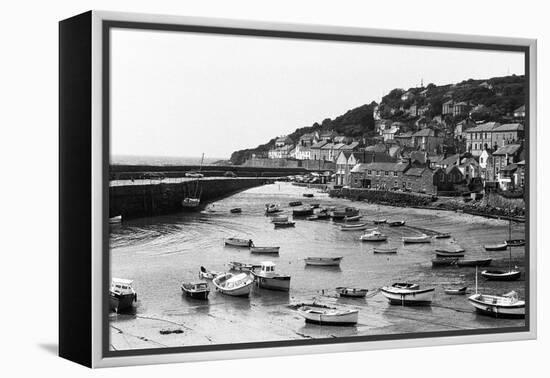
[59,10,537,368]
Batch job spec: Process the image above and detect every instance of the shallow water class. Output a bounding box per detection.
[109,182,526,350]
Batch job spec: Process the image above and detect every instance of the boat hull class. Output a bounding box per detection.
[381,287,435,306]
[457,259,492,267]
[181,288,210,300]
[373,248,397,254]
[252,274,291,291]
[224,238,252,247]
[484,244,507,251]
[481,270,521,281]
[305,257,343,266]
[250,247,280,254]
[109,292,136,312]
[468,294,525,318]
[298,308,358,325]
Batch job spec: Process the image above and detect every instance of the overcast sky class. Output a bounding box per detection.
[110,28,524,160]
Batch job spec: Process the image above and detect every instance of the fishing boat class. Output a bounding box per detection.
[302,193,314,198]
[444,286,468,295]
[340,223,369,231]
[289,201,303,207]
[293,206,314,216]
[199,266,222,280]
[434,232,451,239]
[331,207,359,220]
[402,234,431,243]
[109,278,137,313]
[250,246,280,254]
[274,221,296,228]
[435,248,465,257]
[181,281,210,300]
[265,203,281,214]
[212,272,254,297]
[380,283,435,306]
[481,269,521,281]
[484,243,507,251]
[335,287,368,298]
[228,261,261,272]
[457,258,492,267]
[109,215,122,224]
[230,208,242,214]
[271,215,288,223]
[388,220,406,227]
[297,304,359,325]
[431,257,458,267]
[182,153,204,210]
[373,247,398,254]
[360,230,387,242]
[251,261,291,291]
[304,256,343,266]
[373,219,387,224]
[468,266,524,318]
[224,237,254,247]
[506,239,526,247]
[344,215,362,222]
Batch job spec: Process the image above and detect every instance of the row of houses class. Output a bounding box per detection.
[465,122,524,156]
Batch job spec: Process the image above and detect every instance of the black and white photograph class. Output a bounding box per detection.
[106,23,529,353]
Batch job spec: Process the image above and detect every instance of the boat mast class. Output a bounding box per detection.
[193,153,205,199]
[508,218,512,273]
[475,265,478,294]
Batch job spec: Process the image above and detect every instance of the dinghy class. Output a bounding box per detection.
[251,261,291,291]
[212,273,254,297]
[228,261,261,272]
[481,269,521,281]
[230,208,242,213]
[250,246,280,254]
[373,247,397,254]
[199,266,223,280]
[224,237,253,247]
[506,239,526,247]
[344,215,362,222]
[402,234,431,243]
[388,220,405,227]
[181,281,210,300]
[288,201,303,207]
[484,243,507,251]
[373,219,387,224]
[360,230,387,242]
[331,207,359,220]
[431,257,458,267]
[265,203,281,214]
[434,232,451,239]
[304,256,343,266]
[380,283,435,306]
[293,206,314,216]
[457,258,492,267]
[444,286,468,295]
[335,287,368,298]
[297,305,358,325]
[302,193,314,198]
[435,248,465,257]
[340,223,369,231]
[271,215,288,223]
[310,203,320,209]
[274,221,296,228]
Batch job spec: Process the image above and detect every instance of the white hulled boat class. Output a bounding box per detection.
[360,230,387,242]
[199,266,222,280]
[304,256,343,266]
[297,305,358,325]
[212,272,254,297]
[251,261,291,291]
[380,283,435,306]
[224,237,253,247]
[402,234,431,243]
[340,223,369,231]
[250,246,280,254]
[109,278,137,313]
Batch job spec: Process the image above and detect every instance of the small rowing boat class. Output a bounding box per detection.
[181,281,210,300]
[293,206,314,216]
[431,257,458,267]
[310,203,320,209]
[380,283,435,306]
[224,237,253,247]
[335,287,368,298]
[302,193,314,198]
[506,239,526,247]
[212,273,254,297]
[304,256,343,266]
[434,232,451,239]
[388,220,405,227]
[373,219,387,224]
[457,258,492,267]
[340,223,369,231]
[344,215,362,222]
[435,248,465,257]
[360,230,387,242]
[402,234,431,243]
[265,203,281,214]
[199,266,222,280]
[484,243,507,251]
[250,246,280,254]
[481,269,521,281]
[228,261,261,272]
[297,304,358,325]
[444,286,468,295]
[271,215,288,223]
[289,201,303,207]
[274,221,296,228]
[373,247,397,254]
[230,208,242,213]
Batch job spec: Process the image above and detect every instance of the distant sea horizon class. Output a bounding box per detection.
[111,155,228,166]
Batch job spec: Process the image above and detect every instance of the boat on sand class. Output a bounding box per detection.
[250,246,280,254]
[360,230,387,242]
[251,261,291,291]
[224,237,253,247]
[199,266,222,280]
[402,234,431,243]
[373,247,397,254]
[340,223,369,231]
[212,273,254,297]
[335,287,368,298]
[304,256,343,266]
[181,281,210,300]
[297,304,358,325]
[380,283,434,306]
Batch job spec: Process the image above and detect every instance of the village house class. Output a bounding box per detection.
[309,141,327,160]
[274,135,293,148]
[498,160,525,191]
[402,167,438,194]
[319,130,338,142]
[435,153,461,170]
[350,161,410,190]
[394,131,413,147]
[455,118,476,140]
[267,144,295,159]
[466,122,500,156]
[433,165,464,191]
[442,100,472,116]
[491,123,524,148]
[382,126,399,141]
[489,144,523,188]
[335,151,361,186]
[411,128,443,153]
[457,157,480,183]
[319,142,336,161]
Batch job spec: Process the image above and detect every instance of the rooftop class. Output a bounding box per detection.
[493,123,524,132]
[405,167,430,177]
[467,122,500,133]
[493,144,522,156]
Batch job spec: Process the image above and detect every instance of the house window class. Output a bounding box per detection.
[376,170,380,176]
[385,171,389,176]
[393,171,398,177]
[367,170,372,175]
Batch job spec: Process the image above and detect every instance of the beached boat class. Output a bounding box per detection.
[297,305,359,325]
[402,234,431,243]
[484,243,507,251]
[506,239,526,247]
[109,278,137,313]
[271,215,288,223]
[274,221,296,228]
[380,283,435,306]
[212,272,254,297]
[224,237,254,247]
[331,207,359,220]
[293,206,314,216]
[303,193,314,198]
[181,281,210,300]
[360,230,387,242]
[340,223,369,231]
[304,256,343,266]
[251,261,291,291]
[250,246,280,254]
[230,208,242,213]
[373,247,398,254]
[310,203,320,209]
[109,215,122,224]
[228,261,261,272]
[457,258,492,267]
[335,287,368,298]
[444,286,468,295]
[434,232,451,239]
[373,219,387,224]
[388,220,405,227]
[289,201,303,207]
[265,203,281,214]
[481,269,521,281]
[435,248,465,257]
[199,266,222,280]
[468,291,525,318]
[431,257,458,267]
[344,215,362,222]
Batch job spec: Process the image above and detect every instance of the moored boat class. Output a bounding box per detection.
[224,237,253,247]
[373,247,398,254]
[388,220,405,227]
[344,215,362,222]
[457,258,492,267]
[199,266,222,280]
[230,208,242,213]
[380,283,435,306]
[340,223,369,231]
[265,203,282,214]
[109,215,122,224]
[212,272,254,297]
[271,215,288,223]
[444,286,468,295]
[304,256,343,266]
[484,243,507,251]
[293,206,314,217]
[274,221,296,228]
[228,261,261,272]
[289,201,303,207]
[506,239,526,247]
[373,219,387,224]
[251,261,291,291]
[402,234,431,243]
[468,291,525,318]
[335,287,368,298]
[181,281,210,300]
[434,232,451,239]
[331,207,359,220]
[250,246,280,254]
[297,304,358,325]
[109,278,137,313]
[360,230,387,242]
[431,257,458,267]
[435,248,465,257]
[302,193,314,198]
[480,269,521,281]
[310,203,320,209]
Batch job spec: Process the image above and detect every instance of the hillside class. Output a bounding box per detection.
[229,74,525,165]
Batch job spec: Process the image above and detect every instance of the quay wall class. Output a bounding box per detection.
[330,188,435,207]
[110,178,272,218]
